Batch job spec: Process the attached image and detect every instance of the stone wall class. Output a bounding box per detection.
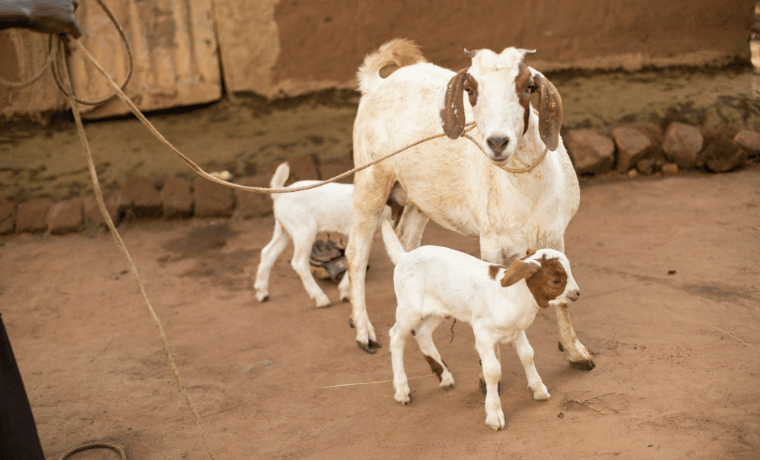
[0,0,754,119]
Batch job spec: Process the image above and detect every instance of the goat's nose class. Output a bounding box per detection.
[567,289,580,302]
[487,136,509,154]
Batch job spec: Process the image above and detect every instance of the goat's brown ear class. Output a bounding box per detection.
[525,248,536,258]
[533,72,563,151]
[500,260,540,287]
[441,68,469,139]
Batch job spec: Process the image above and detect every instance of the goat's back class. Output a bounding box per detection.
[273,181,355,235]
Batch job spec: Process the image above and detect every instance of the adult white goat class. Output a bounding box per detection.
[345,39,594,371]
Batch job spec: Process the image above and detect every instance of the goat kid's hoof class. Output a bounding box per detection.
[569,359,596,371]
[255,292,269,303]
[348,317,354,328]
[316,300,332,308]
[479,377,502,396]
[558,341,564,352]
[394,390,411,405]
[357,340,381,354]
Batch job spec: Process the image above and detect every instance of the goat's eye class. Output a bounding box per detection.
[464,87,472,94]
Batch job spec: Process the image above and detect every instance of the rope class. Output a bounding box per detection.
[59,37,217,460]
[0,33,58,88]
[59,442,126,460]
[51,0,134,105]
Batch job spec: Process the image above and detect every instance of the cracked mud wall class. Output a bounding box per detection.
[0,0,755,119]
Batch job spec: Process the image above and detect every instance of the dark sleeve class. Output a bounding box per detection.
[0,0,83,38]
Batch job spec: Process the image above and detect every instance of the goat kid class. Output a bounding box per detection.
[346,39,593,373]
[254,162,391,308]
[382,220,580,431]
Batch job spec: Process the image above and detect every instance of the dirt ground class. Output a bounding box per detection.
[0,158,758,458]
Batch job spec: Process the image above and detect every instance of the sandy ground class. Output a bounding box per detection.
[1,162,759,459]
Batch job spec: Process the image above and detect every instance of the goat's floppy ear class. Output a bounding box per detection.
[532,70,563,151]
[441,68,469,139]
[500,260,540,287]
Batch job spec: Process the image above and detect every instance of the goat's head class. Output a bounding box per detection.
[439,47,563,165]
[500,249,579,308]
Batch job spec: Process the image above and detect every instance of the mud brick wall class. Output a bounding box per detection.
[1,0,755,119]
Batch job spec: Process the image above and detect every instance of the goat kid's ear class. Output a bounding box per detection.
[531,70,563,151]
[441,68,469,139]
[500,260,540,287]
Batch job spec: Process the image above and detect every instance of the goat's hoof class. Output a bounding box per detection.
[485,412,505,431]
[348,317,354,328]
[369,338,381,349]
[316,301,332,308]
[357,340,377,354]
[558,341,564,352]
[569,359,596,371]
[479,378,501,396]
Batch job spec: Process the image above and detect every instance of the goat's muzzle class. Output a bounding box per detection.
[567,289,580,302]
[487,136,510,155]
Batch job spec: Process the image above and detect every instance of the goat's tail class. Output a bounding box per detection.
[270,162,290,192]
[357,38,426,96]
[381,219,407,266]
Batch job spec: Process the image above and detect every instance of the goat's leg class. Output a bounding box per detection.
[552,238,595,370]
[395,205,429,251]
[389,319,414,404]
[346,175,391,353]
[474,330,505,431]
[511,331,550,400]
[413,315,454,389]
[337,271,350,303]
[290,227,332,308]
[254,220,291,302]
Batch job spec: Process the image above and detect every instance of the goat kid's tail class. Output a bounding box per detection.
[381,219,407,266]
[357,38,426,96]
[270,162,290,194]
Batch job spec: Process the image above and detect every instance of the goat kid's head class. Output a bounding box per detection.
[500,249,579,309]
[439,47,563,165]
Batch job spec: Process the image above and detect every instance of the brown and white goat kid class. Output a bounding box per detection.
[382,220,580,431]
[254,162,391,308]
[346,39,593,373]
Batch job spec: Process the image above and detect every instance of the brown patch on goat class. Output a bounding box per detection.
[515,60,533,136]
[464,73,478,107]
[441,68,469,139]
[424,355,445,382]
[525,256,567,309]
[379,64,399,78]
[500,260,540,287]
[533,72,563,150]
[488,264,504,280]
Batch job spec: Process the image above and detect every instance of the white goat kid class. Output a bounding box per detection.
[346,39,593,372]
[254,162,390,308]
[382,220,580,431]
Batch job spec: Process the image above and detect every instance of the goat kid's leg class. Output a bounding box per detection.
[474,332,505,431]
[511,331,550,400]
[254,220,290,302]
[290,228,332,308]
[479,344,502,396]
[413,316,455,389]
[389,321,414,404]
[477,237,508,393]
[552,238,595,370]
